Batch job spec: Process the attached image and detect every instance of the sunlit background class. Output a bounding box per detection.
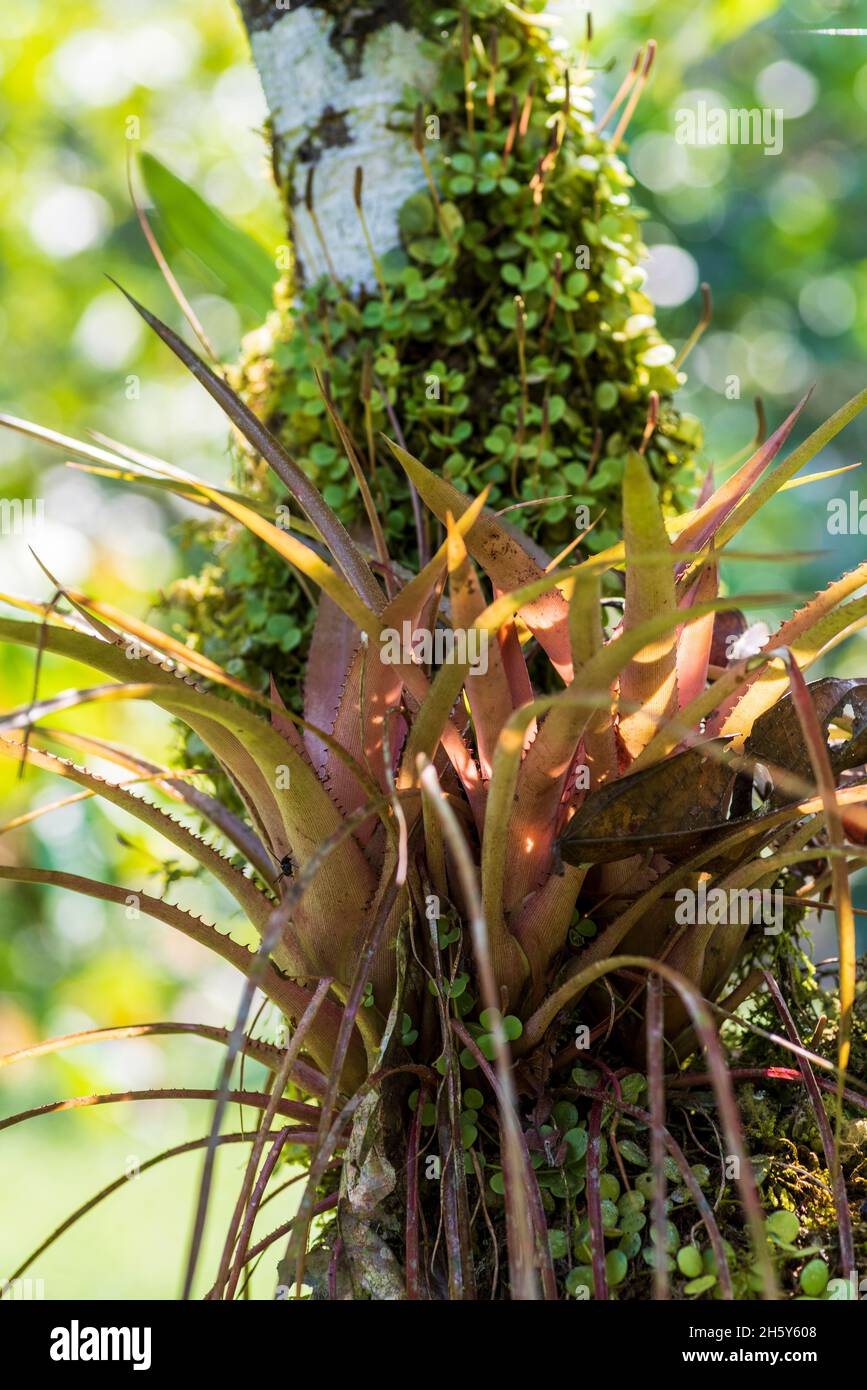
[1,0,866,1298]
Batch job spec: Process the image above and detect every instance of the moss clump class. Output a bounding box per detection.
[165,0,702,720]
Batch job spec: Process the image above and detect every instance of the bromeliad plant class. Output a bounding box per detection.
[2,298,867,1300]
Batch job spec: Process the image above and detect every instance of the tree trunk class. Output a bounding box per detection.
[238,1,437,291]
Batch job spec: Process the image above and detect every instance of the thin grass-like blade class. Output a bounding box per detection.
[646,975,668,1300]
[715,384,867,552]
[7,1131,285,1285]
[784,655,856,1133]
[418,760,541,1298]
[28,724,272,880]
[0,1088,322,1134]
[637,576,867,771]
[0,1020,323,1089]
[717,561,867,744]
[0,621,378,977]
[518,954,777,1299]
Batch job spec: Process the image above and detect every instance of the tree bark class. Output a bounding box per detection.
[237,0,437,291]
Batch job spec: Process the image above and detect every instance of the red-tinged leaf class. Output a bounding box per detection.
[304,596,362,777]
[446,516,513,779]
[676,562,718,709]
[498,608,534,710]
[715,559,867,742]
[509,865,587,998]
[715,383,867,552]
[322,490,493,823]
[386,438,574,681]
[638,570,867,771]
[269,674,310,764]
[490,572,612,920]
[674,392,810,564]
[322,640,401,826]
[697,462,715,506]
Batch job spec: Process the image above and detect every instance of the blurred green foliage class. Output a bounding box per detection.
[0,0,285,1297]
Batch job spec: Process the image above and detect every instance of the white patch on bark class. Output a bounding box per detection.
[250,10,437,292]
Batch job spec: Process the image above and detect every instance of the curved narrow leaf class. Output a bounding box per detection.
[8,1131,285,1285]
[637,578,867,770]
[676,563,718,710]
[139,151,275,319]
[674,393,809,562]
[30,724,273,880]
[478,591,807,955]
[0,738,271,930]
[109,282,385,614]
[785,656,855,1129]
[0,620,378,968]
[715,384,867,553]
